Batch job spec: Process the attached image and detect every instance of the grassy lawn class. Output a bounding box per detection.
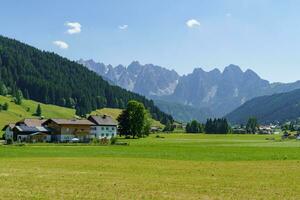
[0,134,300,199]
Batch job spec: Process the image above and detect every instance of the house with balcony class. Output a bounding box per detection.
[42,119,95,142]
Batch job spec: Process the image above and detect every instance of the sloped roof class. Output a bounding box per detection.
[88,115,117,126]
[14,125,50,133]
[43,119,95,126]
[16,118,47,127]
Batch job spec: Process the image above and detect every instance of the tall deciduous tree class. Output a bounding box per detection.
[117,100,146,138]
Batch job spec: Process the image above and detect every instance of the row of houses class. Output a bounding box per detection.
[232,125,280,134]
[2,115,118,143]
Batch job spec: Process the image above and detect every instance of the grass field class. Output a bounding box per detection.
[0,134,300,199]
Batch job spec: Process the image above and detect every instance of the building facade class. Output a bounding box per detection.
[88,115,117,139]
[42,119,95,142]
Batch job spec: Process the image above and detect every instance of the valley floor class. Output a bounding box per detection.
[0,134,300,199]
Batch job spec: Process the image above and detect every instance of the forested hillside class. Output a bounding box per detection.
[226,89,300,124]
[0,35,173,124]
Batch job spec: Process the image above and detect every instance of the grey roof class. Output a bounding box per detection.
[14,125,50,133]
[88,115,117,126]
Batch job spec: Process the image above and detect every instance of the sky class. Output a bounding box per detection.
[0,0,300,83]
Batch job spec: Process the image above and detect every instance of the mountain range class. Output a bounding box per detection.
[79,59,300,122]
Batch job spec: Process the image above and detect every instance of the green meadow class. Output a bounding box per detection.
[0,134,300,199]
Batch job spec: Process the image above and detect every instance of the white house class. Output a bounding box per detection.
[88,115,117,139]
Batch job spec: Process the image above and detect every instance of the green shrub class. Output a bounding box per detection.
[110,137,117,145]
[91,137,99,144]
[6,138,13,145]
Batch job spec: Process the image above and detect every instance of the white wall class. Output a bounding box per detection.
[90,125,117,139]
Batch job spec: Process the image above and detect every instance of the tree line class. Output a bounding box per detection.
[186,118,230,134]
[0,35,173,124]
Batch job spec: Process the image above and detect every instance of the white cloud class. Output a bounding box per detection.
[186,19,200,28]
[65,22,81,34]
[53,40,69,49]
[119,24,128,30]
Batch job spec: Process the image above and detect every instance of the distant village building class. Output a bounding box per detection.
[88,115,117,139]
[258,125,273,134]
[2,119,51,142]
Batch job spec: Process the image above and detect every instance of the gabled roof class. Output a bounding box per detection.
[16,118,47,127]
[43,119,95,126]
[88,115,118,126]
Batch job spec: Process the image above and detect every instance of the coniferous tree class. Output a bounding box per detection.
[14,89,23,105]
[35,104,42,116]
[246,117,259,134]
[2,102,8,111]
[205,118,230,134]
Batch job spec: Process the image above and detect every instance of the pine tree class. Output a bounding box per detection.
[35,104,42,116]
[2,102,8,111]
[14,89,23,105]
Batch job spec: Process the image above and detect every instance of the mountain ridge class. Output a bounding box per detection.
[79,59,300,121]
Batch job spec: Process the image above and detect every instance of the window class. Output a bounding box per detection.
[101,134,104,137]
[112,127,115,130]
[112,134,114,137]
[106,127,108,130]
[106,133,109,137]
[101,127,104,130]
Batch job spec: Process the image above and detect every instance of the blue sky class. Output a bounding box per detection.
[0,0,300,83]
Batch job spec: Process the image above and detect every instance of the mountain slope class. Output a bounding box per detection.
[154,100,211,123]
[167,65,270,117]
[226,89,300,124]
[0,35,173,124]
